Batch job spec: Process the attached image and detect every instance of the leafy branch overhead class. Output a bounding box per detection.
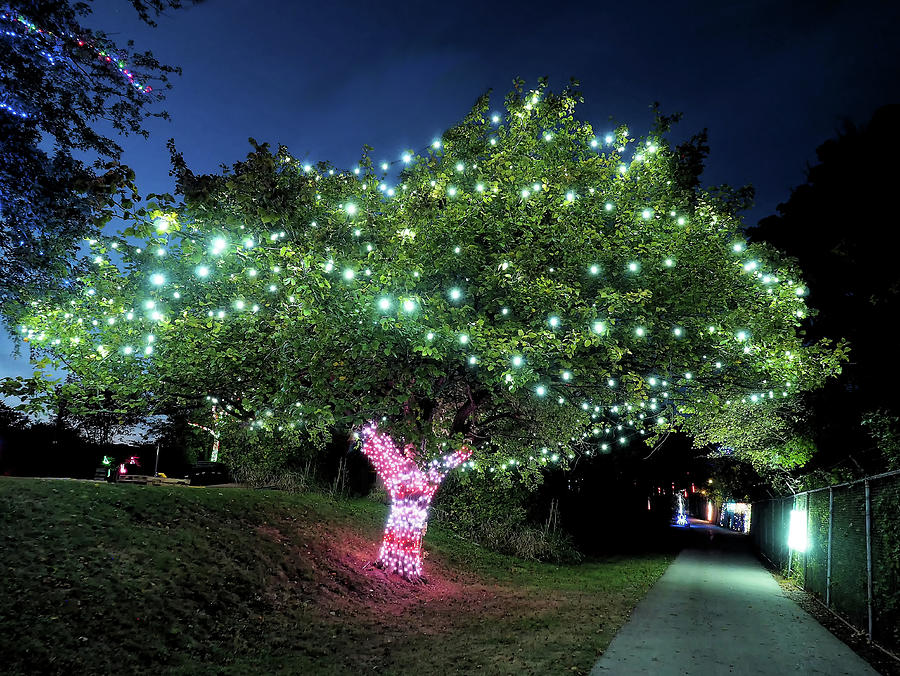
[0,1,194,301]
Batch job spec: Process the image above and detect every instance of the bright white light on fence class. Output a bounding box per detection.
[788,509,807,552]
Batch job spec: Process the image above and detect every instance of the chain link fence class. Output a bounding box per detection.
[751,469,900,654]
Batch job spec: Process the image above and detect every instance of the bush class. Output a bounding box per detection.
[230,463,315,492]
[445,518,583,564]
[431,473,582,564]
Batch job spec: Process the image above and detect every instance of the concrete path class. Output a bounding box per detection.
[591,521,878,676]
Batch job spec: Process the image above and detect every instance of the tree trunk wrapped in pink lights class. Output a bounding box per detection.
[361,425,471,578]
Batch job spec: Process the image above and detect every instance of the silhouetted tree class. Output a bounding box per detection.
[752,105,900,473]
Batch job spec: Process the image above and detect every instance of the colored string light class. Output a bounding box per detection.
[0,99,28,118]
[360,423,471,577]
[0,8,153,125]
[187,404,221,462]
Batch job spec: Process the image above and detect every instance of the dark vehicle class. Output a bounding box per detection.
[187,461,230,486]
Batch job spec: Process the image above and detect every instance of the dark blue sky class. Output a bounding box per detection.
[3,0,899,379]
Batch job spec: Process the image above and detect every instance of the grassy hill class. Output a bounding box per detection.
[0,478,671,675]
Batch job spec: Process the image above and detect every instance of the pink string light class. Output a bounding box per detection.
[361,423,471,577]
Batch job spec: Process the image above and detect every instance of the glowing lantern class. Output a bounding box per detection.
[788,509,807,551]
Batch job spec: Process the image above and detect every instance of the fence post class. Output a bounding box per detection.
[804,493,810,588]
[826,487,833,608]
[787,496,793,576]
[864,479,873,640]
[779,498,784,569]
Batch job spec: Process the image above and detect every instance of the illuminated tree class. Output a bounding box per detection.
[11,81,844,577]
[187,405,221,462]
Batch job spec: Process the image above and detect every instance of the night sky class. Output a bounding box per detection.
[2,0,899,379]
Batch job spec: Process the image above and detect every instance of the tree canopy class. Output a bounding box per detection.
[8,81,845,479]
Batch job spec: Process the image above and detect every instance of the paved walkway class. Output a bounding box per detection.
[591,521,878,676]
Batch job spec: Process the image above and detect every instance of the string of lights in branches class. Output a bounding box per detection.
[14,82,844,481]
[0,9,152,121]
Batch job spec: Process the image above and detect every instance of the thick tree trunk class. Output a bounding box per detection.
[360,424,471,579]
[379,493,433,577]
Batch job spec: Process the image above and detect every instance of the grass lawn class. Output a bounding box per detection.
[0,477,671,675]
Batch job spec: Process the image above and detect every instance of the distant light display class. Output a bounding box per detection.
[118,455,140,475]
[674,491,688,526]
[720,501,752,533]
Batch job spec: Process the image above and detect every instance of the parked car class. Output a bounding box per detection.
[187,461,230,486]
